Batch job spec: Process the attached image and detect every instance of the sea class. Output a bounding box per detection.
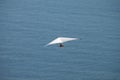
[0,0,120,80]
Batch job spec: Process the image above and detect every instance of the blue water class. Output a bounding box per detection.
[0,0,120,80]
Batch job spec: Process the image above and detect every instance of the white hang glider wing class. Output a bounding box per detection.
[45,37,78,46]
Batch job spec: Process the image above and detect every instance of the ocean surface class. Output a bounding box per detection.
[0,0,120,80]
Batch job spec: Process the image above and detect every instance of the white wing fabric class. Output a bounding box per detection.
[46,37,78,46]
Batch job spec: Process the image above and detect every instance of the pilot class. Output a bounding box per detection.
[59,43,64,47]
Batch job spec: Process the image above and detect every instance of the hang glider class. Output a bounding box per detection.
[45,37,78,47]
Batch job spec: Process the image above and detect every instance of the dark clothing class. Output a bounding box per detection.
[59,43,64,47]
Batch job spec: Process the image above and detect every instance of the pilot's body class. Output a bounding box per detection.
[59,43,64,47]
